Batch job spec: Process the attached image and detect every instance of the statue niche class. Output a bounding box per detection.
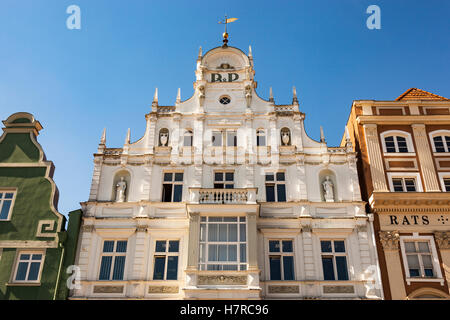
[322,175,335,202]
[112,171,130,202]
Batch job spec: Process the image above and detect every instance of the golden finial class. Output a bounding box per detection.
[218,15,238,47]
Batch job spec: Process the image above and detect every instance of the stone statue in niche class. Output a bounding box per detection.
[160,132,168,146]
[322,176,334,202]
[245,85,252,107]
[115,177,127,202]
[198,85,205,106]
[281,131,290,145]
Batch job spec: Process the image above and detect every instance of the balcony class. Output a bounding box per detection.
[189,188,257,205]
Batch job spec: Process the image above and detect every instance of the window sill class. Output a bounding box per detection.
[6,282,41,287]
[383,152,416,157]
[406,277,444,286]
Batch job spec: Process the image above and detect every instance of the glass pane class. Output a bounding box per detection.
[392,179,404,192]
[166,256,178,280]
[207,264,221,271]
[422,255,433,268]
[103,241,114,253]
[169,240,179,252]
[225,172,234,181]
[283,256,295,280]
[184,136,192,147]
[239,217,246,222]
[223,265,238,271]
[15,262,28,281]
[269,240,280,252]
[265,174,274,181]
[227,132,237,146]
[336,256,349,280]
[446,136,450,151]
[334,241,346,253]
[282,241,293,252]
[20,254,30,260]
[277,184,286,202]
[424,268,434,277]
[223,217,237,222]
[266,185,275,202]
[29,263,42,281]
[32,254,42,261]
[321,257,336,280]
[404,242,416,253]
[397,137,408,152]
[257,135,266,146]
[321,241,332,253]
[199,244,206,263]
[208,224,218,241]
[240,244,246,262]
[405,179,416,192]
[434,136,445,152]
[228,224,237,241]
[0,193,2,198]
[116,241,127,253]
[162,184,172,202]
[153,257,165,280]
[240,224,246,242]
[276,172,285,181]
[174,173,183,182]
[225,184,234,189]
[209,217,222,222]
[163,173,173,182]
[407,255,420,269]
[218,245,227,261]
[228,245,237,261]
[112,256,125,280]
[5,193,14,199]
[0,200,12,219]
[155,241,167,252]
[240,265,247,271]
[200,224,206,241]
[418,242,430,253]
[99,256,112,280]
[269,256,281,280]
[213,132,222,146]
[219,224,227,241]
[409,268,420,277]
[215,172,223,182]
[173,185,183,202]
[214,183,224,189]
[208,245,218,261]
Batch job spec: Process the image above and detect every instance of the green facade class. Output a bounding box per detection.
[0,112,81,300]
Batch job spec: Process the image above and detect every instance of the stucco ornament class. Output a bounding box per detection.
[160,133,168,146]
[282,132,290,145]
[323,176,334,202]
[198,85,205,106]
[245,85,252,107]
[115,177,127,202]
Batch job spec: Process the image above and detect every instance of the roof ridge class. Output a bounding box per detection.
[396,88,449,101]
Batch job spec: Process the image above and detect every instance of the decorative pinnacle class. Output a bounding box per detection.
[320,126,326,143]
[269,87,274,102]
[248,45,253,58]
[198,46,202,60]
[176,88,181,104]
[152,88,158,107]
[125,128,131,145]
[292,86,299,105]
[345,126,351,141]
[100,128,106,145]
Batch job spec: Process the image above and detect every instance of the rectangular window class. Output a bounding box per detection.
[214,171,234,189]
[320,240,349,281]
[162,172,183,202]
[268,240,295,280]
[99,240,127,280]
[153,240,179,280]
[443,178,450,192]
[265,172,286,202]
[199,216,247,271]
[392,178,416,192]
[212,131,222,147]
[404,241,435,278]
[227,131,237,147]
[0,191,16,221]
[14,251,44,283]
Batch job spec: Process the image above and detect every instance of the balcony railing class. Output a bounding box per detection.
[189,188,257,204]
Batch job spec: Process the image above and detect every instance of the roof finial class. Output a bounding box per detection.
[176,88,181,104]
[152,88,158,107]
[269,87,274,102]
[198,46,202,60]
[248,45,253,58]
[125,128,131,145]
[218,15,238,48]
[320,126,326,143]
[345,126,351,141]
[100,128,106,145]
[292,86,299,105]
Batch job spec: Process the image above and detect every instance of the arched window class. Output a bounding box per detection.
[280,127,291,146]
[256,129,266,147]
[184,129,193,147]
[159,128,169,146]
[380,131,414,153]
[432,135,450,153]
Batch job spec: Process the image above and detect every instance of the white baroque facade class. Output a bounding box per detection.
[71,41,383,300]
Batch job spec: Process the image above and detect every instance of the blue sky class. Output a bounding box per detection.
[0,0,449,219]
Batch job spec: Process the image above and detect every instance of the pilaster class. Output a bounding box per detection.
[363,124,389,192]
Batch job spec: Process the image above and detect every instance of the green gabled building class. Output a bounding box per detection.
[0,112,81,300]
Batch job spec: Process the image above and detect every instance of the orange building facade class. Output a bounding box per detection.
[343,88,450,299]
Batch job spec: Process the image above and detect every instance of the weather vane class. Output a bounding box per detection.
[218,15,238,47]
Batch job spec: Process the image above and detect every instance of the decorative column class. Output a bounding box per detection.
[131,223,149,298]
[379,230,406,299]
[145,113,158,154]
[88,157,103,201]
[412,124,441,191]
[363,124,389,192]
[434,231,450,286]
[72,224,95,297]
[301,225,316,280]
[186,212,200,270]
[246,212,259,288]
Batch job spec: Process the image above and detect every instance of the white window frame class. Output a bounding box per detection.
[161,171,184,202]
[256,129,266,147]
[214,170,235,189]
[152,239,180,281]
[387,172,423,192]
[428,130,450,153]
[12,250,46,284]
[183,129,193,147]
[267,239,295,281]
[319,239,350,281]
[438,172,450,192]
[264,171,287,202]
[380,130,415,155]
[399,234,444,285]
[0,189,17,221]
[226,130,237,147]
[98,239,128,281]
